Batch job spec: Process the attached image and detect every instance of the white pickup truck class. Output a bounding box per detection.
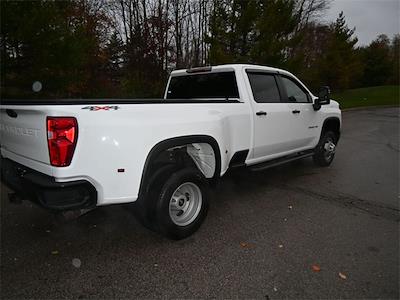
[1,64,341,239]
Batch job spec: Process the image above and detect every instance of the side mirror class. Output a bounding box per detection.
[313,86,331,110]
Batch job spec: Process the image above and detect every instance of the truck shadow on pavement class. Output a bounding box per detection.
[1,153,399,299]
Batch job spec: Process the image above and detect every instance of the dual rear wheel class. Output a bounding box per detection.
[134,168,209,240]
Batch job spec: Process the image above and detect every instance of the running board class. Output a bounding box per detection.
[249,150,314,172]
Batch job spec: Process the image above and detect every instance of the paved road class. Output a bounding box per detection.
[1,107,399,299]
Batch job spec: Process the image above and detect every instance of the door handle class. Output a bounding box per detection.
[256,111,267,116]
[292,110,300,114]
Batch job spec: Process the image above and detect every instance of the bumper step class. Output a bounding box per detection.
[1,158,97,211]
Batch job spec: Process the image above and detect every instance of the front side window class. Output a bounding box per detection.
[247,73,281,103]
[166,72,239,99]
[281,76,309,103]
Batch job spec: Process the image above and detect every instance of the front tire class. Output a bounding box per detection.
[313,131,337,166]
[155,168,209,240]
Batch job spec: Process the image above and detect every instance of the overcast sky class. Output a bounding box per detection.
[323,0,399,46]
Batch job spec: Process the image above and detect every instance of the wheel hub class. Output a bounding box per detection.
[324,140,336,159]
[169,182,202,226]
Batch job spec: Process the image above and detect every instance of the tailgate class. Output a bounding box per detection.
[0,106,50,164]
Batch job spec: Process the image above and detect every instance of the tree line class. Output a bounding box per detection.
[1,0,399,99]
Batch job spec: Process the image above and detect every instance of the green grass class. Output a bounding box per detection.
[331,85,399,109]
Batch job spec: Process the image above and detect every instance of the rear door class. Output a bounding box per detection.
[246,71,296,159]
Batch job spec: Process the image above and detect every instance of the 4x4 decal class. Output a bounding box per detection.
[82,106,119,111]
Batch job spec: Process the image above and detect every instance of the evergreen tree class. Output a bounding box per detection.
[319,11,361,90]
[390,34,400,85]
[208,0,251,64]
[250,0,298,66]
[360,34,392,86]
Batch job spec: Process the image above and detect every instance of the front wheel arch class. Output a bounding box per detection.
[321,117,341,142]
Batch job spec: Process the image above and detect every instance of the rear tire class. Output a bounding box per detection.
[313,131,337,167]
[131,164,177,231]
[155,168,209,240]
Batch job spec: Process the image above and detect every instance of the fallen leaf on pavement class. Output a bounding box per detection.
[240,242,255,249]
[312,265,321,272]
[72,258,81,268]
[339,272,347,279]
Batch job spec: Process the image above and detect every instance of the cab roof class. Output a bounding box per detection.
[171,64,288,76]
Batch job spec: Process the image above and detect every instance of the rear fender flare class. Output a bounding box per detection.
[137,135,221,200]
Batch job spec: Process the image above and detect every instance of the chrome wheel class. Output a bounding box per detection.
[323,138,336,160]
[169,182,202,226]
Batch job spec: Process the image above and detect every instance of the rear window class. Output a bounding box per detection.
[166,72,239,99]
[247,73,281,103]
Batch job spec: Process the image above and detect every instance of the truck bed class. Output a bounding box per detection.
[1,98,241,105]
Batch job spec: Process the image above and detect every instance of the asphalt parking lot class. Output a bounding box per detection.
[1,107,399,299]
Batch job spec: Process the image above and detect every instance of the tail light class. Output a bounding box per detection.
[47,117,78,167]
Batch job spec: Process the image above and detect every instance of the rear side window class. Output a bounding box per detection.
[247,73,281,103]
[166,72,239,99]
